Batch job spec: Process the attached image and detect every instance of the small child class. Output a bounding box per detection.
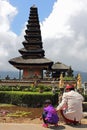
[40,99,59,128]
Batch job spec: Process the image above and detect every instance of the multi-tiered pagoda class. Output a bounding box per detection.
[9,5,53,79]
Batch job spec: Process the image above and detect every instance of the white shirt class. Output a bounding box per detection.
[57,90,84,121]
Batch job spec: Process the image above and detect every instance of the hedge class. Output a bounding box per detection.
[82,94,87,101]
[0,91,58,107]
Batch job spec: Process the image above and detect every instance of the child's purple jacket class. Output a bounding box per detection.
[44,105,59,124]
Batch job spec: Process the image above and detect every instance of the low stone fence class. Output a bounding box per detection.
[0,79,76,87]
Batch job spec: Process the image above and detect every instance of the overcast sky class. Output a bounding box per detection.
[0,0,87,73]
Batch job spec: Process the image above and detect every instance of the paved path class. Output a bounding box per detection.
[0,123,87,130]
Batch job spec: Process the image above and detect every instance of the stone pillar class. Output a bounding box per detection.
[19,70,21,80]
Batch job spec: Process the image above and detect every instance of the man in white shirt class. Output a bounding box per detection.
[56,85,84,125]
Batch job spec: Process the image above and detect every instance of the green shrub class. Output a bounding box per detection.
[82,94,87,101]
[0,85,52,92]
[64,76,75,81]
[0,91,58,107]
[0,86,11,91]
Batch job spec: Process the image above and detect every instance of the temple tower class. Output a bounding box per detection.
[9,5,53,79]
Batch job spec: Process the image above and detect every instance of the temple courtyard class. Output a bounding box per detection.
[0,106,87,130]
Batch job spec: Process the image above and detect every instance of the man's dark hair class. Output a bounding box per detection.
[69,87,75,91]
[44,99,52,105]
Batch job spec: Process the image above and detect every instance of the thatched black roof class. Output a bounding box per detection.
[9,56,53,66]
[52,62,69,70]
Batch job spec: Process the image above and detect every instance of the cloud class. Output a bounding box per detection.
[41,0,87,72]
[0,0,17,31]
[0,0,23,71]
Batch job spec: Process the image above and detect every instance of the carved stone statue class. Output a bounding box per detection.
[77,73,82,89]
[59,73,64,88]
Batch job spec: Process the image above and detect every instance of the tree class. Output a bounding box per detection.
[67,66,73,77]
